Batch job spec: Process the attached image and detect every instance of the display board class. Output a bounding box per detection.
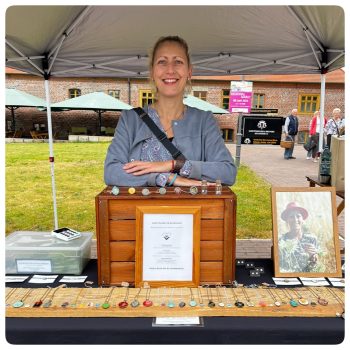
[6,287,344,318]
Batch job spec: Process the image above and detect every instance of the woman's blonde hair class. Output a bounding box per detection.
[149,36,192,98]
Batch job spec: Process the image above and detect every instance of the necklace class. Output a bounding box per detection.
[308,287,328,306]
[327,288,344,318]
[189,288,197,307]
[205,285,216,308]
[43,284,67,308]
[6,288,18,306]
[153,105,186,135]
[178,288,186,308]
[222,286,232,307]
[33,287,52,308]
[198,287,205,307]
[131,288,142,308]
[118,282,129,309]
[143,288,153,307]
[266,288,281,307]
[231,287,244,308]
[12,288,33,308]
[167,288,175,308]
[241,287,255,307]
[283,288,299,307]
[216,285,225,307]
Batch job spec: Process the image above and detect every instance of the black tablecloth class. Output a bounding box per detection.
[6,259,344,345]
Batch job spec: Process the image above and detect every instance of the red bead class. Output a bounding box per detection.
[118,301,128,309]
[143,300,153,307]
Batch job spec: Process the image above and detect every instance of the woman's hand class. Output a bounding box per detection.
[123,160,172,175]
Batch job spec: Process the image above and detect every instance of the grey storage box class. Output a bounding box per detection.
[6,231,92,275]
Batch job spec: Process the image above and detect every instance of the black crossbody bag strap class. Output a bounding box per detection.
[133,107,186,160]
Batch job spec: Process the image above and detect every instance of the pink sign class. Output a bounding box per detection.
[229,91,252,113]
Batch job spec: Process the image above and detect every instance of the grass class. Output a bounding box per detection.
[5,143,272,239]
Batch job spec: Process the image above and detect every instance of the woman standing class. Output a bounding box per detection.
[325,108,343,148]
[104,36,236,187]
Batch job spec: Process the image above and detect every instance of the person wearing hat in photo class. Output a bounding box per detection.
[278,202,319,273]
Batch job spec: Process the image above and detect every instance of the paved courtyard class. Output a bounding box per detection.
[226,143,345,258]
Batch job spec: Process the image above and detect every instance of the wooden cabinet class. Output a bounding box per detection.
[96,187,236,286]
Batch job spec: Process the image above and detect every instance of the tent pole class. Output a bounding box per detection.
[319,74,326,152]
[235,113,243,167]
[44,79,59,229]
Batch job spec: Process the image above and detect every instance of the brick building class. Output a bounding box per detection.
[5,68,344,142]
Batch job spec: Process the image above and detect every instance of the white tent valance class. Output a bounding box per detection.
[6,5,344,78]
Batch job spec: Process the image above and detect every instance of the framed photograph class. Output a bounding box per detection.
[135,206,201,287]
[271,187,342,277]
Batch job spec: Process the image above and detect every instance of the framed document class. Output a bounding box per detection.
[135,206,201,287]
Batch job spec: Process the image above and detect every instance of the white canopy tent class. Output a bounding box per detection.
[5,5,344,229]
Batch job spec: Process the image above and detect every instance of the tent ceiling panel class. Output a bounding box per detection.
[5,5,344,78]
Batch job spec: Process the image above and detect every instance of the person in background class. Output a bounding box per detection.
[309,110,327,163]
[325,108,343,148]
[283,108,299,160]
[104,35,236,187]
[306,119,313,160]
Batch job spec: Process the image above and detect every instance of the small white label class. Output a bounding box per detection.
[59,276,88,283]
[29,275,58,284]
[299,277,330,286]
[16,259,52,273]
[155,317,200,325]
[5,276,29,283]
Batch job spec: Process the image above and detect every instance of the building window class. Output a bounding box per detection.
[139,90,155,107]
[222,128,234,142]
[222,89,230,110]
[193,91,207,101]
[253,93,265,109]
[69,88,81,98]
[298,94,320,114]
[108,90,120,99]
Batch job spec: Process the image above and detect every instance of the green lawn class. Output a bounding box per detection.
[5,143,272,239]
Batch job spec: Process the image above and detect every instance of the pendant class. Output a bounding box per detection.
[274,301,281,307]
[247,301,255,307]
[189,300,197,307]
[310,301,317,307]
[33,300,43,307]
[131,300,140,308]
[167,301,175,308]
[12,301,24,308]
[226,303,233,308]
[318,297,328,306]
[289,299,298,307]
[259,301,267,307]
[218,302,225,307]
[43,301,52,308]
[235,301,244,308]
[208,300,216,308]
[298,298,309,306]
[102,302,110,309]
[118,301,128,309]
[143,300,153,307]
[179,301,186,308]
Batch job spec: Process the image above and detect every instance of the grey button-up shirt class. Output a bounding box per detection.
[104,106,236,186]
